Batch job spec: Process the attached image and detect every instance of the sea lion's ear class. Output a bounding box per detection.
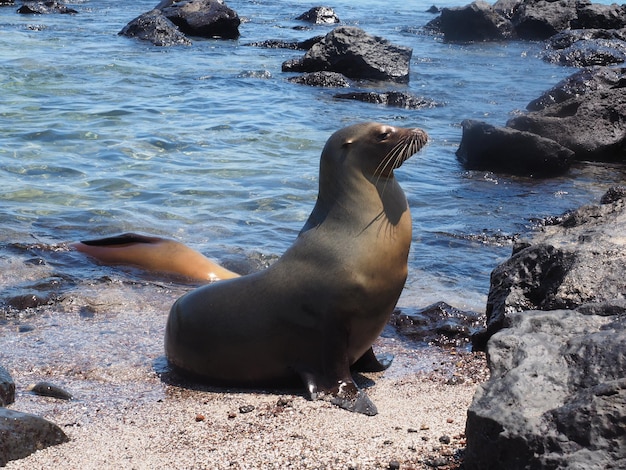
[341,138,354,148]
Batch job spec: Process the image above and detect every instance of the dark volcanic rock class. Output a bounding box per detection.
[439,1,515,42]
[334,91,439,109]
[157,0,240,39]
[17,1,77,14]
[572,2,626,30]
[296,6,339,24]
[0,408,69,466]
[473,192,626,350]
[543,30,626,67]
[456,119,574,177]
[527,65,626,111]
[287,71,351,87]
[507,77,626,161]
[119,9,191,46]
[6,293,50,310]
[391,302,485,347]
[465,308,626,470]
[247,36,324,50]
[601,185,626,204]
[510,0,579,40]
[282,26,412,82]
[30,382,73,400]
[0,366,14,407]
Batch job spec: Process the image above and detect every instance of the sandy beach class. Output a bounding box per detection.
[1,279,488,470]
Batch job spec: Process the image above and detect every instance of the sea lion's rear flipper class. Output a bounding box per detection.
[351,347,394,372]
[71,233,239,282]
[78,233,161,246]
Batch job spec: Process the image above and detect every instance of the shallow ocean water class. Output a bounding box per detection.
[1,0,624,320]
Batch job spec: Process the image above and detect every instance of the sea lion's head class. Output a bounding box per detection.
[321,122,428,180]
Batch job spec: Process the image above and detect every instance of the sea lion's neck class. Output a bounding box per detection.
[301,168,407,232]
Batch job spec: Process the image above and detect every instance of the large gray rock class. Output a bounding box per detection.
[543,29,626,67]
[474,191,626,349]
[0,366,14,407]
[439,1,515,42]
[157,0,240,39]
[333,91,439,110]
[456,119,574,177]
[465,308,626,470]
[507,68,626,162]
[0,408,69,466]
[282,26,412,82]
[295,6,339,24]
[572,2,626,29]
[119,9,192,46]
[17,1,78,14]
[511,0,579,40]
[527,65,626,111]
[287,71,351,87]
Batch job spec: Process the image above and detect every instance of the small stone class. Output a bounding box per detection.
[420,423,430,430]
[439,435,451,445]
[388,460,401,470]
[195,414,205,422]
[227,411,236,419]
[29,382,73,400]
[239,405,255,414]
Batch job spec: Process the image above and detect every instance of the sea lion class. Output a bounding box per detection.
[72,233,239,282]
[165,122,428,415]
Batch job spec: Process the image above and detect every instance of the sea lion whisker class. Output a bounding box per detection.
[374,139,407,190]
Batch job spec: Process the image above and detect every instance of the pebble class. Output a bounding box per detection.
[29,382,73,400]
[239,405,255,414]
[388,460,400,470]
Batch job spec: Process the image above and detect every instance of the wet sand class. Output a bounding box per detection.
[2,282,487,469]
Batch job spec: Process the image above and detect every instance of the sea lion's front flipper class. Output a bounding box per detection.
[298,333,379,417]
[351,347,394,372]
[329,380,378,416]
[300,371,378,416]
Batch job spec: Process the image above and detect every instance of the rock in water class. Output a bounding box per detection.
[474,192,626,348]
[295,6,339,24]
[119,9,192,46]
[439,1,515,42]
[456,119,574,177]
[282,26,412,82]
[158,0,240,39]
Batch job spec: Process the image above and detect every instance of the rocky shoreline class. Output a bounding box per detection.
[1,0,626,467]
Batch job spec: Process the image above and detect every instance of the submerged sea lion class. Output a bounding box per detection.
[165,122,428,415]
[72,233,239,282]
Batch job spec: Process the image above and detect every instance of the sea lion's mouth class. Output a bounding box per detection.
[375,128,429,176]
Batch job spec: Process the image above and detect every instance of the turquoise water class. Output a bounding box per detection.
[1,0,624,314]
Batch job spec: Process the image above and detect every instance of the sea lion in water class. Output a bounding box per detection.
[165,122,428,415]
[72,233,239,282]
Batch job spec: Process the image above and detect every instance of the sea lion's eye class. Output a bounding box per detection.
[377,131,390,141]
